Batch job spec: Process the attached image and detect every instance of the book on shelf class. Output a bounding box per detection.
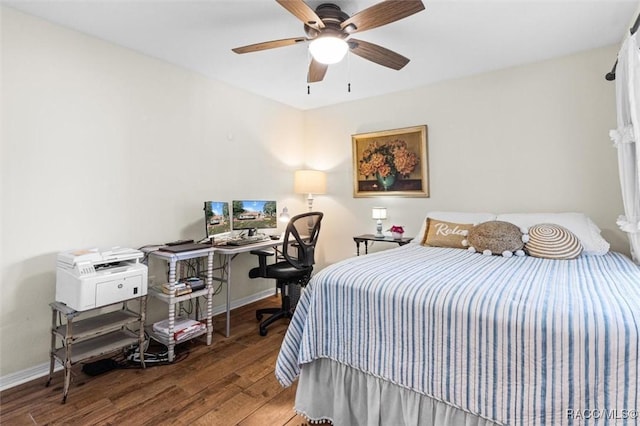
[152,317,206,342]
[161,282,192,296]
[174,323,206,342]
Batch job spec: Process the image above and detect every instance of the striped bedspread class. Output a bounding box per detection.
[276,245,640,425]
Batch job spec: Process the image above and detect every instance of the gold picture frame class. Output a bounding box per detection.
[352,125,429,197]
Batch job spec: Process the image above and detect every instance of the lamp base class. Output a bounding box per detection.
[374,220,384,238]
[307,194,314,212]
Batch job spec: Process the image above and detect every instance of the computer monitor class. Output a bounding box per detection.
[232,200,277,231]
[204,201,231,238]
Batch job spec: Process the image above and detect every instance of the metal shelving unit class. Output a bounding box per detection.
[46,298,146,403]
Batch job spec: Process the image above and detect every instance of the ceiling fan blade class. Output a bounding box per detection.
[276,0,325,30]
[232,37,308,54]
[348,38,409,70]
[307,59,328,83]
[341,0,425,34]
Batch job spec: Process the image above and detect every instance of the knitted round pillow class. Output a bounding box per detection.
[525,223,583,259]
[465,220,526,257]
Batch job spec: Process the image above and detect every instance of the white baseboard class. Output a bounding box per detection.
[0,362,60,392]
[210,288,275,317]
[0,290,276,392]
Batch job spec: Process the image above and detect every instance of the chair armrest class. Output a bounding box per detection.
[250,249,274,257]
[249,249,274,277]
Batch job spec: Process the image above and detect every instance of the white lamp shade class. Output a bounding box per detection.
[371,207,387,220]
[309,37,348,65]
[294,170,327,195]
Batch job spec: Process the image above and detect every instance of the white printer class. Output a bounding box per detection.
[56,247,148,311]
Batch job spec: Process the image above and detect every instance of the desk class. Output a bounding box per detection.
[213,239,283,337]
[353,234,413,255]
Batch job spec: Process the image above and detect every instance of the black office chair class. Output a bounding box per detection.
[248,211,323,336]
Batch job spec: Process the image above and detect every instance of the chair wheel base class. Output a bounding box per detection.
[259,328,268,336]
[256,312,263,321]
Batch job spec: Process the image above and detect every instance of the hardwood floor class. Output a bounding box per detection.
[0,297,328,425]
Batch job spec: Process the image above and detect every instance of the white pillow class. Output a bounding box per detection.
[495,212,609,256]
[412,211,497,244]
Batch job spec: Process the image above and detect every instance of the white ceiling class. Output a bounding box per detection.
[4,0,638,110]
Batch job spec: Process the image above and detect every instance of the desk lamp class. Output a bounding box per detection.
[372,207,387,238]
[294,170,327,212]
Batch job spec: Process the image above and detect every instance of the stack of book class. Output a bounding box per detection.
[161,282,191,296]
[152,317,206,343]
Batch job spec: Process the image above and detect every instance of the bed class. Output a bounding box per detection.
[275,212,640,426]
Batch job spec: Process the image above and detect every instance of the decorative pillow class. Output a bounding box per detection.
[421,218,473,248]
[464,221,527,257]
[495,213,609,255]
[412,211,497,244]
[525,223,583,259]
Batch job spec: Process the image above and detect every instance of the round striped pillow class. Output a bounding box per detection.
[525,223,583,259]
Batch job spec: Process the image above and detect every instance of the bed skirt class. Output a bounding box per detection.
[295,358,501,426]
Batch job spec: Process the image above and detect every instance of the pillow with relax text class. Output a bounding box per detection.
[421,218,473,249]
[412,212,496,244]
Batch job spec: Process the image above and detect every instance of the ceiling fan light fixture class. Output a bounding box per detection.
[309,36,348,64]
[232,0,426,82]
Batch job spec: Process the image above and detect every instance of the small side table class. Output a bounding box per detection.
[353,234,413,255]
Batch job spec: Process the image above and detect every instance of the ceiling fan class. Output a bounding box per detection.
[232,0,425,83]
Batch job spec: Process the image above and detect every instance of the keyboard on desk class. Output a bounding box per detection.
[226,237,271,246]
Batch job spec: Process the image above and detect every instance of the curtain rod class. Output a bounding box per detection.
[606,13,640,81]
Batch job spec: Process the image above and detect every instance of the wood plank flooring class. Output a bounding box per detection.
[0,297,329,425]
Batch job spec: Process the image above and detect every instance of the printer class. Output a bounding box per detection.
[56,247,148,311]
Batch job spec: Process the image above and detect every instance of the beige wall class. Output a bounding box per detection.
[1,7,305,378]
[304,44,625,263]
[0,5,629,382]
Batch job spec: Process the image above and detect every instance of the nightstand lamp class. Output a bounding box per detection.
[294,170,327,212]
[372,207,387,238]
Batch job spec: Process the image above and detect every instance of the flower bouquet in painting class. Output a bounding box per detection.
[358,139,419,191]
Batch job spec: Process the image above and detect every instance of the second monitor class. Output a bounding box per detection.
[232,200,277,232]
[204,201,231,238]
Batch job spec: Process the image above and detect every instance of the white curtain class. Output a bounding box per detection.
[610,31,640,264]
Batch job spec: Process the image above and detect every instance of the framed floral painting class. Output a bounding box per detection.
[352,125,429,197]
